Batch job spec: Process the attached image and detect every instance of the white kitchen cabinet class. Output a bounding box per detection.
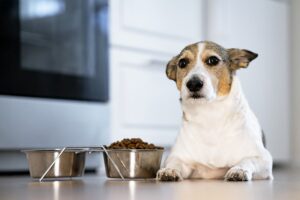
[206,0,290,162]
[109,48,181,145]
[108,0,205,146]
[109,0,205,54]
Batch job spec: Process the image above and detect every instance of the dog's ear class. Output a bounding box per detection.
[228,48,258,70]
[166,56,178,81]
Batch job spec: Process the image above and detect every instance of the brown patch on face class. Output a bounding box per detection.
[201,43,232,96]
[166,43,199,90]
[212,66,232,96]
[210,67,232,96]
[200,41,257,96]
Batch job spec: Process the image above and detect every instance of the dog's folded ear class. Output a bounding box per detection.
[228,48,258,70]
[166,56,178,81]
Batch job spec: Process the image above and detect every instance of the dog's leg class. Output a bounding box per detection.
[224,154,273,181]
[157,156,192,181]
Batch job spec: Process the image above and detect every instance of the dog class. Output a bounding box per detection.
[157,41,273,181]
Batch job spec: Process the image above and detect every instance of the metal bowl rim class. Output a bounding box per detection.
[21,148,165,153]
[21,148,88,153]
[103,149,164,152]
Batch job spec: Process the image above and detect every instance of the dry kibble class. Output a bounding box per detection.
[107,138,163,150]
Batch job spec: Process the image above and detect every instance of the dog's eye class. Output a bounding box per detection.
[205,56,220,66]
[178,58,189,68]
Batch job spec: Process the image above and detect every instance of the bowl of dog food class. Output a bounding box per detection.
[103,138,164,179]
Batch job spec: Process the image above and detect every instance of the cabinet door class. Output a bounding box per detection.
[110,48,181,145]
[110,0,205,54]
[207,0,290,162]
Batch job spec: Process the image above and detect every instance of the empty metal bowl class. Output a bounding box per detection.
[103,149,164,179]
[23,148,86,179]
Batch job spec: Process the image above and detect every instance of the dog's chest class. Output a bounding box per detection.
[178,101,259,168]
[180,121,257,168]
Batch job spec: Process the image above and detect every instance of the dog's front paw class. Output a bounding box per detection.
[156,168,183,182]
[224,167,252,181]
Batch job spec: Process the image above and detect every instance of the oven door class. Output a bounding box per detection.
[0,0,108,102]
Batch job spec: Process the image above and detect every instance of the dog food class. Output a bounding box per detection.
[107,138,163,149]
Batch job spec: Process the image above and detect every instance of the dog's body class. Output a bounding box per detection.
[157,41,273,181]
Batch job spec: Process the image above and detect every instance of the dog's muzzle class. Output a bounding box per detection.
[186,76,204,98]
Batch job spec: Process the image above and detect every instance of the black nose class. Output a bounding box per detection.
[186,78,203,92]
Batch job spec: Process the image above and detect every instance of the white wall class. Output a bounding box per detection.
[291,0,300,165]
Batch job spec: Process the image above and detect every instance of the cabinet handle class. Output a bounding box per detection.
[147,59,167,67]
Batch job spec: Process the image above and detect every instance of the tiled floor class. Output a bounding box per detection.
[0,167,299,200]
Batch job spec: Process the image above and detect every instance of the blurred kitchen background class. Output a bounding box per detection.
[0,0,298,174]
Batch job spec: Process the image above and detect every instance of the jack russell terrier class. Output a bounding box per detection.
[157,41,273,181]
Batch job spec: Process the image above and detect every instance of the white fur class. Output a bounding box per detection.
[157,43,273,181]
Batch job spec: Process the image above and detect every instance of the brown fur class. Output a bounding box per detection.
[166,41,258,96]
[211,66,232,96]
[201,48,232,96]
[228,48,258,70]
[183,111,189,121]
[166,43,199,90]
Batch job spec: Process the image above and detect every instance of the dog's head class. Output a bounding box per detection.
[166,41,258,103]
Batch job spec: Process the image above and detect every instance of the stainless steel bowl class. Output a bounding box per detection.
[103,149,164,179]
[23,149,86,179]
